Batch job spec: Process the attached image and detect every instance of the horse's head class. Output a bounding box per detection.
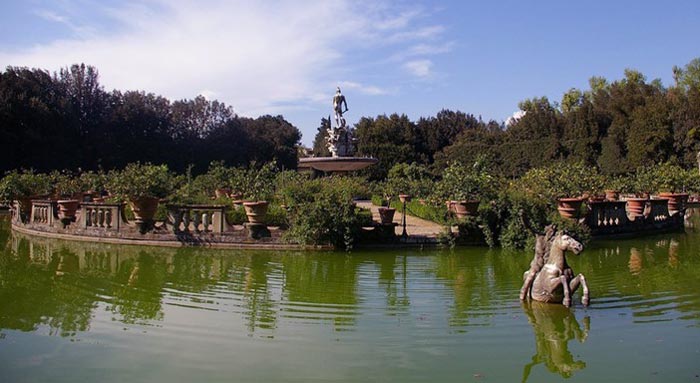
[552,231,584,255]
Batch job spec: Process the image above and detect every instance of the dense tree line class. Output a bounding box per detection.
[318,59,700,180]
[0,64,301,174]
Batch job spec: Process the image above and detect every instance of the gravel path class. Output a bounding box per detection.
[355,200,445,240]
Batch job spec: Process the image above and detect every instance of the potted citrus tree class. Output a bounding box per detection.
[0,170,52,222]
[52,171,83,222]
[433,161,491,219]
[241,163,276,225]
[653,163,690,212]
[627,166,660,217]
[377,180,397,225]
[108,163,175,232]
[79,170,108,201]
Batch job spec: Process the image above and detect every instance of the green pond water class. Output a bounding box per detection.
[1,212,700,382]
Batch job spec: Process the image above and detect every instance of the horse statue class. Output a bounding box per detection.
[519,220,590,307]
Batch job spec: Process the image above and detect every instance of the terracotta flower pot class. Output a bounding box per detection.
[215,188,232,199]
[16,197,33,219]
[659,192,688,213]
[588,195,605,203]
[452,200,479,219]
[129,196,160,223]
[243,201,269,224]
[377,207,396,224]
[57,199,80,220]
[604,190,619,201]
[556,198,584,219]
[625,198,648,217]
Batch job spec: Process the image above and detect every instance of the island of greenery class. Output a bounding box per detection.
[1,59,699,250]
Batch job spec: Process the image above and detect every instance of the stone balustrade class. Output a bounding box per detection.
[648,199,671,222]
[80,202,128,231]
[166,204,229,233]
[29,200,57,227]
[585,198,683,236]
[586,201,629,229]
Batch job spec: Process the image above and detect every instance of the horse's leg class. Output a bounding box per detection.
[569,274,590,306]
[520,270,537,300]
[560,275,572,307]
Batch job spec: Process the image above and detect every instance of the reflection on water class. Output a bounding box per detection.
[521,302,589,381]
[2,212,700,382]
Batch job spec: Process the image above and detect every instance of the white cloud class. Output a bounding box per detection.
[403,59,433,78]
[34,9,96,37]
[505,110,527,126]
[337,81,388,95]
[1,1,450,121]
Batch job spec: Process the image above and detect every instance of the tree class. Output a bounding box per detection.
[311,117,332,157]
[240,115,301,170]
[354,114,423,180]
[673,57,700,91]
[415,109,481,163]
[500,97,565,176]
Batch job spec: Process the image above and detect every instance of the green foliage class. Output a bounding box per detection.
[0,65,301,175]
[515,161,604,201]
[550,214,591,246]
[673,58,700,91]
[0,170,52,201]
[386,162,434,198]
[399,199,450,225]
[194,161,235,197]
[170,169,212,205]
[355,114,425,180]
[226,206,248,225]
[632,162,698,194]
[51,171,83,198]
[266,203,290,227]
[239,162,277,201]
[107,163,175,200]
[78,170,107,194]
[274,170,308,204]
[432,159,496,203]
[282,177,367,249]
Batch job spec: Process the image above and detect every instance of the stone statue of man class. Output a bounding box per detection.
[333,87,348,128]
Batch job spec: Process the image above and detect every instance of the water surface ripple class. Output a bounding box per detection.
[1,214,700,382]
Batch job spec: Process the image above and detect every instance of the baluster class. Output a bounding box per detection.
[182,209,191,231]
[202,211,210,232]
[105,208,113,228]
[172,209,183,233]
[98,208,105,227]
[193,210,202,232]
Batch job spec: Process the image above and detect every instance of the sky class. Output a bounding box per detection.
[1,0,699,145]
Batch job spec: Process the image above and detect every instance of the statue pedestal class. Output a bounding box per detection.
[244,223,270,239]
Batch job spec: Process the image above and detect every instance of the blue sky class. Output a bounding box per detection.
[1,0,699,145]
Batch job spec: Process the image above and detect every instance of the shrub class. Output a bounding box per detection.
[51,171,83,198]
[194,161,235,197]
[170,169,212,205]
[386,162,434,198]
[431,159,497,203]
[515,161,604,201]
[0,170,52,202]
[282,177,367,249]
[107,163,176,200]
[240,162,277,201]
[79,170,108,195]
